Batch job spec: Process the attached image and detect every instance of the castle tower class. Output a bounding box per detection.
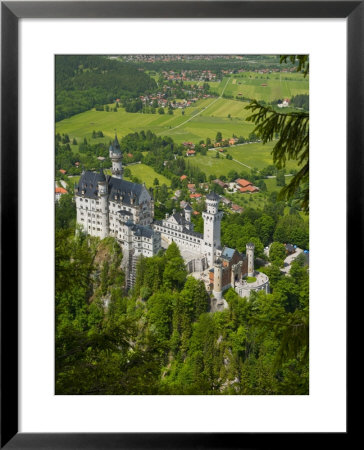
[110,133,123,179]
[98,169,109,238]
[246,242,255,277]
[202,192,223,267]
[184,203,192,223]
[213,259,223,300]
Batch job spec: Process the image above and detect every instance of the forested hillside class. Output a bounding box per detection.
[56,56,157,121]
[55,197,308,395]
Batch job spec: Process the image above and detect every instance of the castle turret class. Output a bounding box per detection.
[202,192,223,267]
[110,133,123,180]
[246,242,255,277]
[213,259,223,301]
[98,169,109,238]
[184,203,192,223]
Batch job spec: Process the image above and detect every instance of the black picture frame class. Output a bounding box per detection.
[1,1,358,448]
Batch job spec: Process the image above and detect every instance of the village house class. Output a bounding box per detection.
[220,196,232,207]
[278,98,290,108]
[213,179,228,189]
[183,141,195,148]
[236,178,253,188]
[240,185,260,193]
[55,186,67,202]
[190,193,202,200]
[199,183,209,191]
[231,204,244,214]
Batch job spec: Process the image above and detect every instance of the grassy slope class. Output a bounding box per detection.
[221,73,309,102]
[125,163,171,188]
[56,98,218,145]
[56,72,308,146]
[184,142,299,179]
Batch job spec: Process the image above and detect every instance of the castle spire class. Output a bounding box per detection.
[110,130,123,180]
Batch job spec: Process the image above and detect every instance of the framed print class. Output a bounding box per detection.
[1,1,358,447]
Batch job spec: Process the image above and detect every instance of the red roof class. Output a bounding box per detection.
[59,169,67,174]
[190,193,202,199]
[231,204,243,211]
[55,187,67,194]
[240,185,259,193]
[213,179,227,188]
[187,183,195,189]
[180,175,188,181]
[186,150,196,155]
[236,178,252,188]
[127,153,133,158]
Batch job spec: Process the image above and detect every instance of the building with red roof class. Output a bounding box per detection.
[236,178,252,188]
[231,204,244,213]
[55,186,67,202]
[239,185,259,193]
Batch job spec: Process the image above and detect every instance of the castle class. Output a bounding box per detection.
[74,134,269,298]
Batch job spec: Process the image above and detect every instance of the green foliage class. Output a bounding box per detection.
[56,55,156,121]
[269,242,287,267]
[280,55,309,77]
[274,214,309,249]
[254,214,275,246]
[56,227,308,395]
[246,100,309,211]
[55,193,76,230]
[162,243,187,290]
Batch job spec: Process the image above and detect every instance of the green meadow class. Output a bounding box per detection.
[125,163,171,188]
[56,72,308,147]
[226,142,298,171]
[56,97,256,146]
[184,142,299,179]
[223,72,309,102]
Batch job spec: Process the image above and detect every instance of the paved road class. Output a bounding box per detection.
[165,77,231,133]
[281,248,303,274]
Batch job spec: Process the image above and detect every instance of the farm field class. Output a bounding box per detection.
[56,97,222,145]
[185,153,238,178]
[226,142,299,171]
[56,97,256,147]
[56,72,308,148]
[222,73,309,102]
[185,142,299,178]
